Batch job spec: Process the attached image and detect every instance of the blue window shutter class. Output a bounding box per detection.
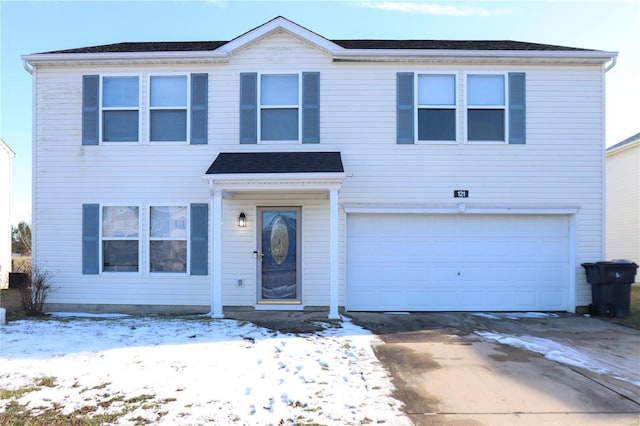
[239,73,257,144]
[509,72,526,144]
[190,203,208,276]
[302,72,320,143]
[397,72,414,144]
[190,73,208,144]
[82,75,99,145]
[82,204,100,274]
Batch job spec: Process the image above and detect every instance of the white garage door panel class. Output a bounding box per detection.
[346,214,570,311]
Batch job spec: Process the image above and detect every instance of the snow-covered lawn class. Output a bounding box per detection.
[0,314,411,425]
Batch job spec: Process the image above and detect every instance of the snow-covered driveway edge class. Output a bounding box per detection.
[0,315,412,425]
[475,330,640,387]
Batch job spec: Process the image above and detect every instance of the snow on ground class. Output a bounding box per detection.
[476,330,640,387]
[470,312,559,320]
[0,315,411,425]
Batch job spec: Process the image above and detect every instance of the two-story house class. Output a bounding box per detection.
[22,17,617,318]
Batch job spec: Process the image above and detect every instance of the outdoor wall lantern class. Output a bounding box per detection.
[238,212,247,228]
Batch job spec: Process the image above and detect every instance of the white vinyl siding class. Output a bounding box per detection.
[32,31,605,310]
[606,142,640,267]
[0,142,13,287]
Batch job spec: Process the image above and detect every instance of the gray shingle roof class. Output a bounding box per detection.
[332,39,589,51]
[41,38,591,55]
[206,152,344,175]
[607,132,640,152]
[44,41,227,54]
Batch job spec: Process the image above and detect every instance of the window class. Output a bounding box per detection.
[399,72,524,144]
[150,76,188,142]
[102,76,139,142]
[467,74,506,142]
[417,74,456,141]
[102,206,139,272]
[260,74,299,141]
[149,206,188,273]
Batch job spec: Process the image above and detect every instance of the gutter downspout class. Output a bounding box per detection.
[22,59,33,74]
[605,55,617,72]
[600,53,617,265]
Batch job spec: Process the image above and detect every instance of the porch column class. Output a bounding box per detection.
[210,187,224,318]
[328,188,340,319]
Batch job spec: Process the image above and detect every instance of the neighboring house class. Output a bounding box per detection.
[0,139,16,288]
[22,17,618,317]
[606,132,640,268]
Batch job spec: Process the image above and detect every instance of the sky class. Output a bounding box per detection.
[1,0,639,226]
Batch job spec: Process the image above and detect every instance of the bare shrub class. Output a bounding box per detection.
[18,264,52,316]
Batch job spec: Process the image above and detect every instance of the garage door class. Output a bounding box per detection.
[346,214,570,311]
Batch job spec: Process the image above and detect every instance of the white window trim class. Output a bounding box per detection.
[258,72,302,144]
[463,71,509,144]
[148,73,191,145]
[99,74,143,145]
[149,204,190,274]
[415,71,459,145]
[100,204,142,275]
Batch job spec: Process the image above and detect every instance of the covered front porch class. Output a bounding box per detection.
[203,152,345,319]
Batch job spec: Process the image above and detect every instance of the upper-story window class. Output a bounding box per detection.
[82,73,208,146]
[260,74,299,141]
[240,72,320,144]
[150,76,188,142]
[467,74,505,142]
[417,74,457,142]
[102,76,140,142]
[397,71,525,145]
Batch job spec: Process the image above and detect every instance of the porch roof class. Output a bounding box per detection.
[205,152,344,175]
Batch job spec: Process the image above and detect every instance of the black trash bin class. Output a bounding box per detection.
[581,261,638,317]
[8,272,29,289]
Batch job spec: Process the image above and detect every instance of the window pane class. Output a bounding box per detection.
[103,206,139,238]
[150,110,187,141]
[261,75,298,105]
[103,240,139,272]
[103,110,139,142]
[261,109,298,140]
[150,76,187,107]
[418,74,455,105]
[418,109,456,141]
[468,109,505,141]
[103,77,139,107]
[150,240,187,273]
[150,206,187,238]
[468,75,504,106]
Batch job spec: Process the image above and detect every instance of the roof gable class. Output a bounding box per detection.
[218,16,341,55]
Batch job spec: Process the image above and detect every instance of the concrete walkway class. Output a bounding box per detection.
[346,312,640,426]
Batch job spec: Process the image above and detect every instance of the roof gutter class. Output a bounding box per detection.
[22,58,33,74]
[331,49,619,64]
[605,54,618,72]
[21,50,229,67]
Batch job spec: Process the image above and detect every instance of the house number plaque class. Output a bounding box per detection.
[454,190,469,198]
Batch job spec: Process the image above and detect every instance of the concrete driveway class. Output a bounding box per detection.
[346,312,640,426]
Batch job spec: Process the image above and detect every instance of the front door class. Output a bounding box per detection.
[257,207,301,303]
